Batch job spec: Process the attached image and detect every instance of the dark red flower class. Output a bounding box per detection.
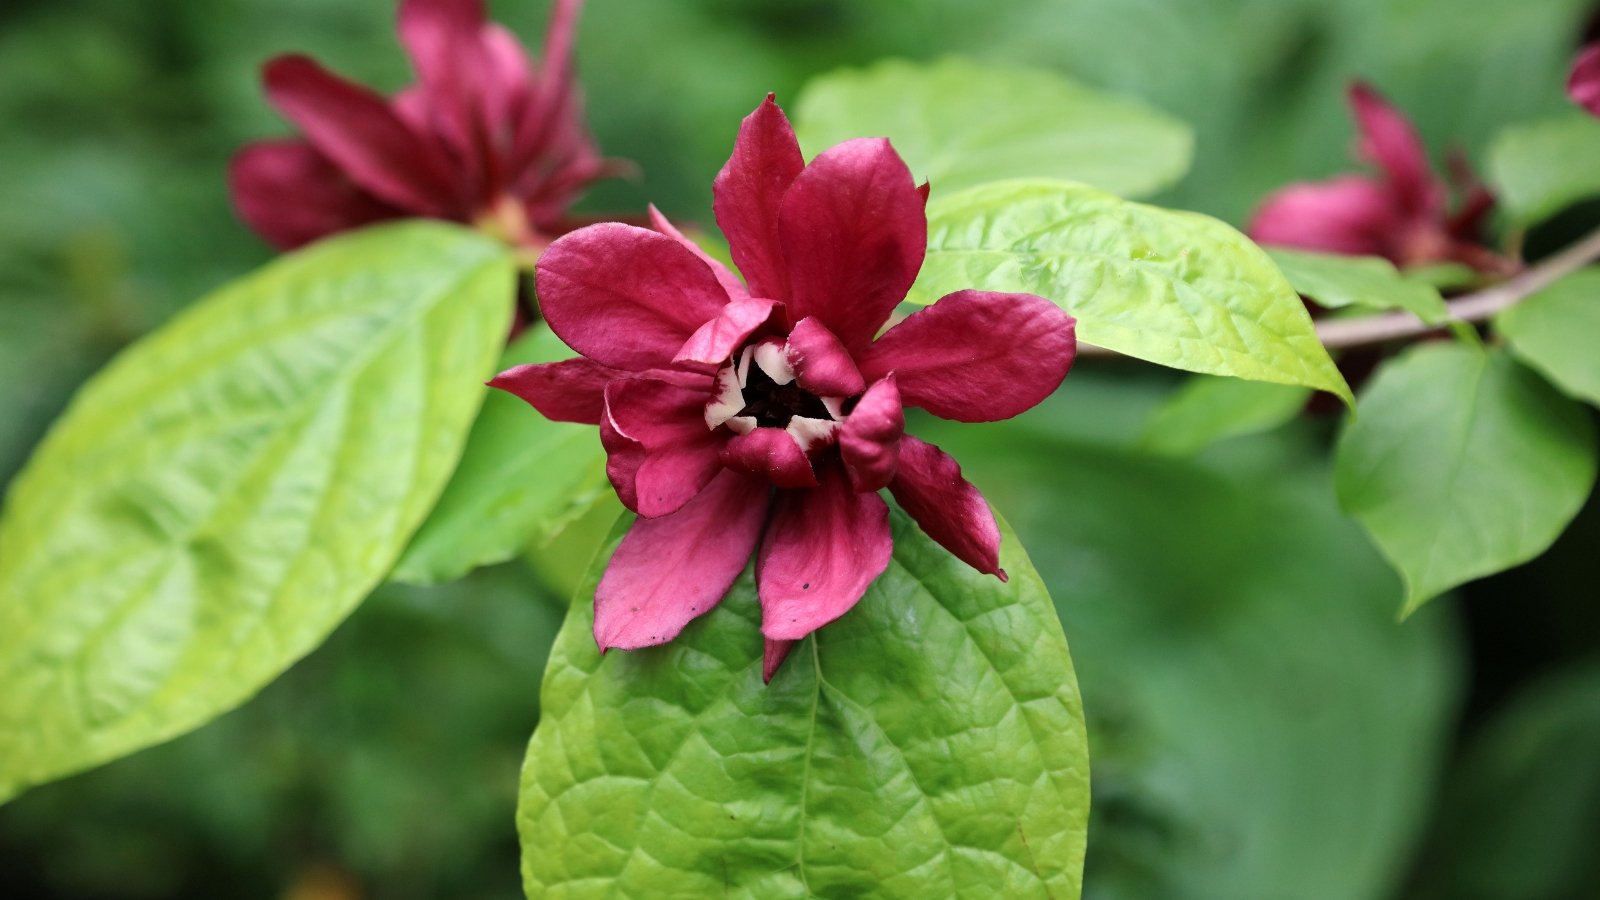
[230,0,624,251]
[1248,82,1504,273]
[491,96,1076,680]
[1570,44,1600,116]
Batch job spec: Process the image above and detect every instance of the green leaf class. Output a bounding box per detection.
[1495,267,1600,407]
[521,489,623,602]
[1139,375,1311,457]
[1335,342,1597,615]
[392,321,609,585]
[1267,248,1450,324]
[793,57,1193,199]
[1488,114,1600,226]
[0,222,513,802]
[913,179,1352,404]
[518,511,1089,898]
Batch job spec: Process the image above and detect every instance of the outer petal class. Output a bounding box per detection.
[675,298,782,368]
[856,291,1075,423]
[1349,81,1439,216]
[1247,175,1401,259]
[262,55,459,215]
[397,0,486,87]
[594,470,769,651]
[601,374,722,518]
[839,376,903,493]
[512,0,584,170]
[537,223,733,371]
[757,466,891,641]
[1571,44,1600,117]
[888,436,1005,580]
[785,317,865,398]
[488,358,622,424]
[228,140,401,249]
[778,137,926,349]
[721,428,819,488]
[713,94,806,300]
[763,638,797,683]
[649,204,748,301]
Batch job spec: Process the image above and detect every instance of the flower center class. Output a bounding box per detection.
[737,359,830,427]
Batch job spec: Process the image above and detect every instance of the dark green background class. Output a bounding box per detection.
[1,0,1597,897]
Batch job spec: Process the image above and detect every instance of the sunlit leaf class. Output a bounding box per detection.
[0,222,513,802]
[518,511,1089,898]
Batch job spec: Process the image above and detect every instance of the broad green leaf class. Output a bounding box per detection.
[794,57,1193,198]
[393,321,609,585]
[1267,248,1450,323]
[1335,343,1597,615]
[1139,375,1311,457]
[0,222,513,802]
[916,385,1461,900]
[912,179,1352,404]
[1404,262,1482,292]
[1495,267,1600,407]
[521,489,623,602]
[1488,113,1600,226]
[518,511,1089,898]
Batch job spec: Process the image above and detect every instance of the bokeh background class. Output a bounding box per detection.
[2,0,1598,897]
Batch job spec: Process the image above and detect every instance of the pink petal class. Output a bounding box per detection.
[397,0,486,87]
[857,291,1075,423]
[713,94,806,300]
[720,428,819,488]
[785,316,865,398]
[839,376,904,493]
[1348,81,1440,217]
[888,436,1004,580]
[511,0,584,172]
[228,139,402,249]
[649,205,748,301]
[262,55,459,216]
[675,299,782,368]
[763,638,797,683]
[594,469,769,651]
[1247,175,1401,259]
[536,223,733,371]
[488,358,621,424]
[600,374,723,518]
[778,137,926,349]
[1571,44,1600,117]
[757,466,891,641]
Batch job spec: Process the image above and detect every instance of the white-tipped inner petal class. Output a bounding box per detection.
[753,339,795,385]
[705,362,746,430]
[786,416,839,451]
[820,396,845,420]
[727,415,757,435]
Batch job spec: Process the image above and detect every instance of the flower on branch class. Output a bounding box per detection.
[230,0,625,251]
[1248,82,1506,274]
[492,95,1077,680]
[1569,44,1600,116]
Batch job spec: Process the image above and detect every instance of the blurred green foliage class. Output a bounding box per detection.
[2,0,1598,898]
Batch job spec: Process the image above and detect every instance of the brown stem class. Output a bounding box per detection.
[1076,225,1600,358]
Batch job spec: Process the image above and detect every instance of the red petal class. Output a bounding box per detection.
[594,470,768,651]
[713,94,806,300]
[785,316,865,398]
[778,137,926,349]
[262,55,459,216]
[488,358,620,424]
[1348,82,1440,217]
[228,140,402,249]
[721,428,819,488]
[1247,176,1402,259]
[601,374,722,518]
[1572,44,1600,117]
[839,376,903,493]
[857,291,1074,423]
[757,466,891,641]
[675,299,782,368]
[888,436,1004,580]
[537,223,733,371]
[763,638,797,682]
[511,0,585,173]
[398,0,486,86]
[649,205,748,301]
